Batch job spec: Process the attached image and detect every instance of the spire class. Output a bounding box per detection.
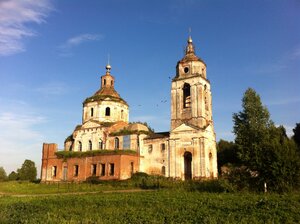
[106,54,111,73]
[186,28,195,55]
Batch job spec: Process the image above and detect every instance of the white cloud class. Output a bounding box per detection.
[0,101,46,175]
[59,33,103,56]
[267,98,300,106]
[35,82,68,96]
[0,0,53,56]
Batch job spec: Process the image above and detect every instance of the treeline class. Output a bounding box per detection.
[218,88,300,192]
[0,159,37,182]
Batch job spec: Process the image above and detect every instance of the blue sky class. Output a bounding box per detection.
[0,0,299,176]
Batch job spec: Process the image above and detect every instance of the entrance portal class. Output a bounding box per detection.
[184,152,192,180]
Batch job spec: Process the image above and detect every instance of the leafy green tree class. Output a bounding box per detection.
[217,139,239,173]
[0,166,7,181]
[233,88,273,171]
[8,171,19,181]
[233,88,300,192]
[292,123,300,151]
[18,159,37,181]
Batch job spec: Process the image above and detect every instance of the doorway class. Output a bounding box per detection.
[184,152,192,180]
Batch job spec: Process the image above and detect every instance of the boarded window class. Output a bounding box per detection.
[130,162,134,175]
[148,144,153,153]
[162,166,166,176]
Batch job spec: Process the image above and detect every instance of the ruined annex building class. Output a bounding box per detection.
[41,35,218,182]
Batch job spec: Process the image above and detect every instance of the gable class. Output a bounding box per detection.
[171,123,199,133]
[82,120,101,129]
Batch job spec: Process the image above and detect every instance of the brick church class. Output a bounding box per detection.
[41,35,218,182]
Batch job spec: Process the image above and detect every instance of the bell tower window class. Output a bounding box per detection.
[104,79,106,86]
[78,141,82,152]
[105,107,110,116]
[184,67,189,74]
[183,83,191,108]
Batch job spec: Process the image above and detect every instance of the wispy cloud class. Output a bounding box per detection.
[0,0,53,56]
[35,82,68,96]
[0,110,46,174]
[267,98,300,106]
[59,33,103,56]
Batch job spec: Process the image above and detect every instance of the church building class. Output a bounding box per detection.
[41,35,218,182]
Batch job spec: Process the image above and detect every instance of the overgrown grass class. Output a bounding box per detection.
[0,181,131,195]
[0,190,299,223]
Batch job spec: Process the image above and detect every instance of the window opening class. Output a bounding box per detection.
[91,164,97,176]
[114,137,119,149]
[78,141,82,152]
[161,143,166,152]
[99,140,103,149]
[74,165,79,177]
[89,140,92,150]
[52,166,57,177]
[183,83,191,108]
[109,163,115,176]
[91,108,94,117]
[105,107,110,116]
[100,163,105,176]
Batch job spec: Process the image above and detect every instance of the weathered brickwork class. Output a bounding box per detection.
[41,35,218,182]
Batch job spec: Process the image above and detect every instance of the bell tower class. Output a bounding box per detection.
[171,35,213,130]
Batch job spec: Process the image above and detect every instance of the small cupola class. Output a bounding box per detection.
[101,64,114,88]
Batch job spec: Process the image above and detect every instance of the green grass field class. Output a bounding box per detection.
[0,181,299,223]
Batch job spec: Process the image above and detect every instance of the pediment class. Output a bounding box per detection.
[171,123,199,133]
[82,120,101,129]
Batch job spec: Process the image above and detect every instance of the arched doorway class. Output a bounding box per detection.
[184,152,192,180]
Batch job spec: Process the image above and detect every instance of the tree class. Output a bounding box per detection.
[0,167,7,181]
[8,171,19,181]
[233,88,273,171]
[292,123,300,151]
[217,139,239,173]
[18,159,37,181]
[233,88,300,192]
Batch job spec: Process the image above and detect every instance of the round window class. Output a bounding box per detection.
[184,67,189,73]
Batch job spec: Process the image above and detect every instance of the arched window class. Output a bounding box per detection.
[105,107,110,116]
[78,141,82,152]
[99,139,103,150]
[183,83,191,108]
[161,166,166,176]
[121,110,124,119]
[89,140,92,151]
[114,137,119,149]
[111,80,113,86]
[104,79,106,86]
[91,108,94,117]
